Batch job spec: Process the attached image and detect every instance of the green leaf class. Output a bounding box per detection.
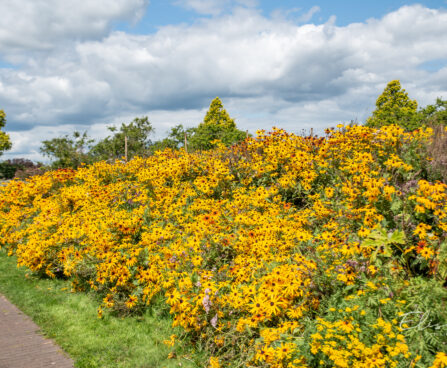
[389,229,406,244]
[391,199,403,213]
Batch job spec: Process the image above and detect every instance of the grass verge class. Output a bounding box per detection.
[0,248,200,368]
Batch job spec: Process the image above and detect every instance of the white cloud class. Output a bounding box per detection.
[271,5,320,23]
[0,0,148,56]
[1,4,447,162]
[300,6,321,23]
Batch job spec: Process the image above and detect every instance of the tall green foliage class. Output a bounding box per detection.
[418,98,447,126]
[38,100,246,167]
[189,97,246,150]
[40,131,94,169]
[40,117,154,168]
[0,110,12,156]
[203,97,236,129]
[149,125,195,154]
[366,80,419,131]
[90,117,154,161]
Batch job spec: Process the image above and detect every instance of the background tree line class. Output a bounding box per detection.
[0,97,248,177]
[0,86,446,178]
[39,97,247,169]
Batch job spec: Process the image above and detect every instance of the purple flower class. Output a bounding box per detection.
[211,314,218,328]
[202,294,212,314]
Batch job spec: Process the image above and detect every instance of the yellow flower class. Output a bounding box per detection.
[0,123,442,368]
[209,356,220,368]
[163,334,177,347]
[430,352,447,368]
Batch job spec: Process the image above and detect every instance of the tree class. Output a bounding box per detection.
[189,97,246,150]
[366,80,419,131]
[0,110,12,156]
[149,124,194,154]
[90,116,154,161]
[40,131,94,169]
[418,98,447,127]
[203,97,236,129]
[40,116,154,168]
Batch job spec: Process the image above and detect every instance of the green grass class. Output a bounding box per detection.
[0,248,201,368]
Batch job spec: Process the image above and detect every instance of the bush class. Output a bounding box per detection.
[2,125,447,367]
[0,159,43,180]
[0,161,17,179]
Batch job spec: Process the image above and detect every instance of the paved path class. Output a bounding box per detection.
[0,294,74,368]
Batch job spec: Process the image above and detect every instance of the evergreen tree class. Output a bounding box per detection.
[203,97,236,129]
[189,97,246,150]
[366,80,419,131]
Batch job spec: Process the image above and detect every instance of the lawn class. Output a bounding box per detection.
[0,248,200,368]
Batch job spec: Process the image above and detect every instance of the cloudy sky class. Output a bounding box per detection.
[1,0,447,162]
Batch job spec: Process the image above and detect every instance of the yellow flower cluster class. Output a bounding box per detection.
[310,316,409,367]
[0,124,445,367]
[430,352,447,368]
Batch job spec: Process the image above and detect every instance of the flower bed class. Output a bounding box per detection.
[1,124,446,367]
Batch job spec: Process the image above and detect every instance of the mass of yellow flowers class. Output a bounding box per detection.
[1,124,446,367]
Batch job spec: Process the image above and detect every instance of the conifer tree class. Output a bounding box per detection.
[189,97,246,150]
[366,80,419,131]
[202,97,236,129]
